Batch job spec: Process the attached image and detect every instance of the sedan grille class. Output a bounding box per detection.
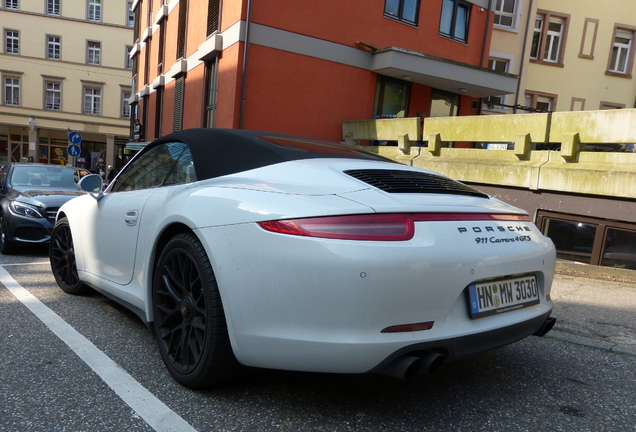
[344,169,489,198]
[45,207,60,221]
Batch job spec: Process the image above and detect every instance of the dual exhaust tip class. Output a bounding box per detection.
[381,316,556,379]
[380,352,445,380]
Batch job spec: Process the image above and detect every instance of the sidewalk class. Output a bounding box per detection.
[548,261,636,356]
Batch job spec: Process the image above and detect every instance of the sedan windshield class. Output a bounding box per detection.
[10,165,88,189]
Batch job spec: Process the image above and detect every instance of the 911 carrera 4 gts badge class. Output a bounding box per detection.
[457,224,533,245]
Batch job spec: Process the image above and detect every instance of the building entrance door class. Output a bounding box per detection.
[9,142,27,162]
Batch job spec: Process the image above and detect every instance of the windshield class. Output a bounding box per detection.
[10,165,89,189]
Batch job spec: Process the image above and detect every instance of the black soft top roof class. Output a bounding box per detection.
[151,128,392,181]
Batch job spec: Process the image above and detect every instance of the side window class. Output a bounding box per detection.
[111,142,196,192]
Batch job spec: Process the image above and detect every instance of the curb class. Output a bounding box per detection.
[555,260,636,285]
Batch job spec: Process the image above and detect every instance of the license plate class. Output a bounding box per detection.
[487,143,509,150]
[467,275,539,319]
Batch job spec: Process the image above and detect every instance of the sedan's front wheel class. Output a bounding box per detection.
[0,214,17,255]
[153,232,239,388]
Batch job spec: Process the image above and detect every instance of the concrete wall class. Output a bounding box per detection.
[343,109,636,221]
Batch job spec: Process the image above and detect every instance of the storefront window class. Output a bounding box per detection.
[543,218,597,264]
[602,228,636,270]
[538,211,636,269]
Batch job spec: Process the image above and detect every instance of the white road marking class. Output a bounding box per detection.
[0,266,198,432]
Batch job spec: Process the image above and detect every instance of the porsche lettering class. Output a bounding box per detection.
[457,225,531,234]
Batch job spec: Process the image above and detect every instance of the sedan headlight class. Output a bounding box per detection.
[9,201,44,218]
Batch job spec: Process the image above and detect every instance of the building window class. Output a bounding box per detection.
[157,21,166,74]
[440,0,470,43]
[607,28,634,76]
[47,0,60,15]
[121,89,131,118]
[3,76,20,105]
[530,11,569,66]
[176,0,188,59]
[5,30,19,54]
[204,58,218,127]
[83,85,102,115]
[47,35,61,60]
[87,41,101,65]
[173,76,184,131]
[525,91,556,112]
[45,81,61,110]
[125,45,133,69]
[154,86,163,138]
[127,1,135,26]
[599,101,625,110]
[483,58,509,111]
[374,76,411,119]
[384,0,419,26]
[4,0,18,9]
[493,0,516,29]
[87,0,101,21]
[207,0,221,36]
[143,38,151,85]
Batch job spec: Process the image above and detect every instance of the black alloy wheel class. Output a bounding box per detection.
[153,232,239,388]
[50,217,87,295]
[0,214,17,255]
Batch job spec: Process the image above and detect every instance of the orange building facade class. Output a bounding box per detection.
[130,0,517,143]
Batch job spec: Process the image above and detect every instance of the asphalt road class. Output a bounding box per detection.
[1,245,635,432]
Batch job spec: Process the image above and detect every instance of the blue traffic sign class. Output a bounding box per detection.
[67,144,81,157]
[68,131,82,145]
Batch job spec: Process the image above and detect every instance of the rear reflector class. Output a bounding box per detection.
[259,213,531,241]
[381,321,435,333]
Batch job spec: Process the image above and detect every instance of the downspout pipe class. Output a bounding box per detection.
[480,0,493,67]
[515,0,535,113]
[238,0,253,129]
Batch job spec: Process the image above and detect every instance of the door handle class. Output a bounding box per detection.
[124,210,139,227]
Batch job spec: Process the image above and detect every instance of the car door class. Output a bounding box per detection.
[80,141,194,285]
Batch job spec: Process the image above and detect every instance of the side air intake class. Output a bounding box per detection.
[344,169,489,198]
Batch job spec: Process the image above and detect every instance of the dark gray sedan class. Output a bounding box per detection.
[0,163,89,254]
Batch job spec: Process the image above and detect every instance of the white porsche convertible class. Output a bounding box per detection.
[50,129,556,388]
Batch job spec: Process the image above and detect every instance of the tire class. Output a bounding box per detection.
[153,232,239,388]
[0,214,17,255]
[49,217,88,295]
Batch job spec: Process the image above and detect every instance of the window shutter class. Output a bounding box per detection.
[176,0,188,59]
[207,0,221,36]
[173,76,184,132]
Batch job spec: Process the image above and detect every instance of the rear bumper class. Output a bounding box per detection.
[370,309,554,374]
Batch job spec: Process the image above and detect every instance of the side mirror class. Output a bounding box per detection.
[78,174,104,200]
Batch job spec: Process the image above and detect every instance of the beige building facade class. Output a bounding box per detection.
[485,0,636,114]
[483,0,534,114]
[0,0,134,173]
[525,0,636,112]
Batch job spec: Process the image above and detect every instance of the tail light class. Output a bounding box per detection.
[259,213,530,241]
